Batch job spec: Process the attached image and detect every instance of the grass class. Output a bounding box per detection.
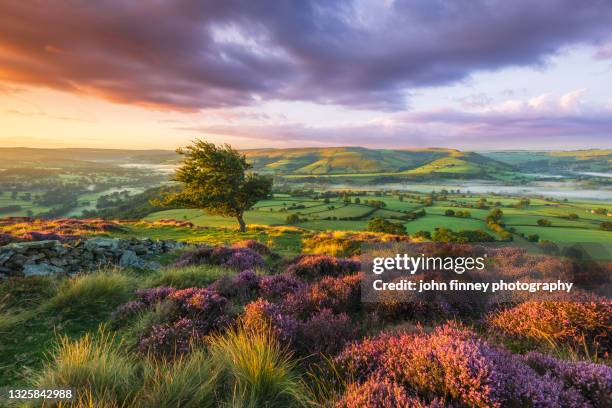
[208,323,309,408]
[145,265,232,289]
[33,328,138,407]
[136,350,216,408]
[48,270,135,315]
[23,319,308,407]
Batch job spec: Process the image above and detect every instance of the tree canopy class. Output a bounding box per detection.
[157,140,272,231]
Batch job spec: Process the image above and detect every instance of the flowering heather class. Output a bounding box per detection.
[137,288,230,357]
[208,270,262,301]
[336,377,446,408]
[135,286,176,305]
[285,254,360,280]
[174,245,264,271]
[296,308,357,356]
[232,239,273,256]
[0,232,15,246]
[243,300,357,357]
[138,317,201,356]
[169,287,228,318]
[111,300,146,323]
[243,299,299,342]
[335,322,604,407]
[222,247,265,271]
[283,273,363,319]
[488,300,612,356]
[524,351,612,407]
[0,217,124,240]
[259,274,305,301]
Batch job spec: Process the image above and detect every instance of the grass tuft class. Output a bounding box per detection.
[33,327,137,407]
[145,265,231,289]
[208,323,309,408]
[47,269,134,315]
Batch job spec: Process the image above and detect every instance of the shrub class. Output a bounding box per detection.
[282,274,362,320]
[208,269,261,301]
[137,288,230,357]
[286,254,360,280]
[174,245,264,271]
[367,217,406,235]
[335,322,602,407]
[48,270,134,314]
[34,328,138,407]
[488,301,612,357]
[259,274,305,301]
[208,323,308,407]
[337,377,443,408]
[243,299,299,343]
[523,351,612,408]
[537,218,552,227]
[286,213,301,224]
[295,309,357,357]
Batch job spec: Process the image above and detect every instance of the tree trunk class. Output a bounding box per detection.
[237,214,246,232]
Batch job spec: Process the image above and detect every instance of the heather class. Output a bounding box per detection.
[334,323,610,407]
[174,245,265,271]
[488,300,612,357]
[2,236,610,407]
[285,254,360,280]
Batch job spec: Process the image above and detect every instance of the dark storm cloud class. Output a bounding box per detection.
[1,0,611,111]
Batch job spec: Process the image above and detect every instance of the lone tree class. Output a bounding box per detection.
[158,140,272,232]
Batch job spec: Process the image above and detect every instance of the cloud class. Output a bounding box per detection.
[0,0,611,112]
[181,92,612,149]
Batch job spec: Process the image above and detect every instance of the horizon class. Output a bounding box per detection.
[0,145,611,154]
[1,1,612,150]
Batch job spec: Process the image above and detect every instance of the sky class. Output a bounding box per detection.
[1,0,612,151]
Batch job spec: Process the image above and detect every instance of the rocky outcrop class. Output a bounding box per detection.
[0,237,185,278]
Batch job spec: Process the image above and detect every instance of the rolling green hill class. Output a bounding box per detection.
[481,150,612,174]
[244,147,515,178]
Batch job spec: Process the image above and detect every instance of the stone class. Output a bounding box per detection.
[9,240,61,250]
[23,263,65,276]
[85,238,120,251]
[0,250,15,265]
[119,250,145,269]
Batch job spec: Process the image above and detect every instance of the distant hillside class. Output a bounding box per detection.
[244,147,515,178]
[481,150,612,174]
[0,147,177,168]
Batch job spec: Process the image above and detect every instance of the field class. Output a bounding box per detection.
[146,191,612,252]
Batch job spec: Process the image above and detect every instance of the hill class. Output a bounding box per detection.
[244,147,515,178]
[481,149,612,174]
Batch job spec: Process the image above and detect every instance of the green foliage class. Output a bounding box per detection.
[48,270,134,315]
[286,213,301,224]
[158,140,273,231]
[537,218,552,227]
[432,227,495,243]
[367,217,406,235]
[527,233,540,242]
[600,221,612,231]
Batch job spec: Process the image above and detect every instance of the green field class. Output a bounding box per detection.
[145,192,612,246]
